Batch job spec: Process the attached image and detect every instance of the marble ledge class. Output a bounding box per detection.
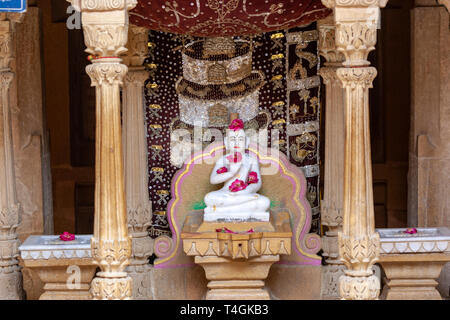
[19,235,92,260]
[376,227,450,254]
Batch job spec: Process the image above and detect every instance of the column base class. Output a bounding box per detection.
[90,276,133,300]
[0,267,23,300]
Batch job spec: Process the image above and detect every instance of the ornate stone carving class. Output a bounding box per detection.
[68,0,137,57]
[122,25,148,67]
[73,0,136,298]
[318,16,345,65]
[321,264,346,299]
[321,1,388,66]
[0,16,23,300]
[68,0,137,12]
[90,276,132,300]
[91,238,132,273]
[339,274,380,300]
[122,63,153,299]
[320,0,386,301]
[86,61,128,85]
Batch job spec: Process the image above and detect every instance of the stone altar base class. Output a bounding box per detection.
[377,227,450,300]
[181,211,292,300]
[380,253,450,300]
[21,258,96,300]
[196,255,279,300]
[19,235,96,300]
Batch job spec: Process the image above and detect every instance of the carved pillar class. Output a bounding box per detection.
[321,0,388,300]
[67,0,137,299]
[0,13,23,300]
[122,25,153,300]
[318,15,346,300]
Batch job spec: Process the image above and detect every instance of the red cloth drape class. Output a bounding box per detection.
[130,0,331,37]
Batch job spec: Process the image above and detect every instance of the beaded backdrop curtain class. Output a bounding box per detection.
[145,24,322,239]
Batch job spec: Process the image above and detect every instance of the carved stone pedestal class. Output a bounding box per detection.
[19,235,96,300]
[380,254,450,300]
[378,227,450,300]
[181,211,292,300]
[196,255,279,300]
[22,259,96,300]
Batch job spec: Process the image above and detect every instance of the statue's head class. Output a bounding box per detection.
[225,118,248,153]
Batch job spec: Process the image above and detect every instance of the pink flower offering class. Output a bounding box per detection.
[229,179,248,192]
[216,166,228,174]
[404,228,417,234]
[228,119,244,131]
[226,152,242,163]
[216,227,255,234]
[60,231,75,241]
[248,171,258,184]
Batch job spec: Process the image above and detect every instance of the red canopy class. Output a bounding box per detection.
[130,0,331,37]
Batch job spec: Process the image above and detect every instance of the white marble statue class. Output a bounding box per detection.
[203,119,271,222]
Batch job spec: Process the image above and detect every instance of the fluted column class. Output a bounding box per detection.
[318,16,346,300]
[67,0,137,300]
[321,0,388,300]
[0,13,23,300]
[122,25,153,300]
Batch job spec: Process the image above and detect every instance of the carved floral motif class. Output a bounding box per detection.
[86,61,128,86]
[90,276,132,300]
[339,274,380,300]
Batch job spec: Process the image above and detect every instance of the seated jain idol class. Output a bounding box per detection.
[203,118,271,222]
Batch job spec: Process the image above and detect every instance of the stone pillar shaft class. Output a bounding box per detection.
[67,0,137,299]
[122,24,153,300]
[321,0,388,300]
[123,68,153,300]
[318,16,346,299]
[0,14,22,300]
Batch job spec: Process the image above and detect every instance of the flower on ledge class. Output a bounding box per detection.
[216,166,228,174]
[216,227,255,234]
[247,171,259,184]
[226,152,242,163]
[228,119,244,131]
[404,228,417,234]
[59,231,75,241]
[229,179,248,192]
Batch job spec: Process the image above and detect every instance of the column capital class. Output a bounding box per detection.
[122,25,149,68]
[321,0,388,8]
[0,71,14,89]
[319,66,342,85]
[336,67,377,88]
[67,0,137,12]
[0,204,20,240]
[86,60,128,86]
[321,0,388,66]
[124,68,148,84]
[318,16,345,65]
[68,0,137,57]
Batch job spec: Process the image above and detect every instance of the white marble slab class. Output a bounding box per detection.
[376,227,450,254]
[19,235,92,260]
